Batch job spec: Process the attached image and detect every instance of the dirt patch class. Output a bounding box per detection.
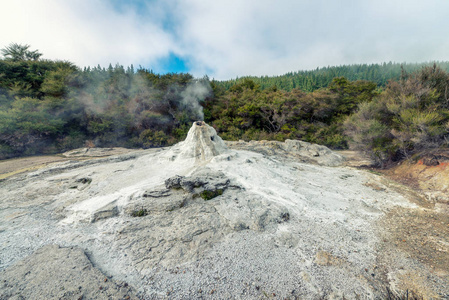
[372,153,449,298]
[340,150,449,297]
[379,152,449,214]
[385,150,449,194]
[62,147,136,158]
[377,175,434,209]
[337,150,374,167]
[315,250,346,266]
[382,207,449,271]
[0,148,140,180]
[384,160,449,194]
[0,155,71,180]
[377,205,449,298]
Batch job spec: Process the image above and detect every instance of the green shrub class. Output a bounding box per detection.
[57,132,85,151]
[139,129,172,148]
[344,67,449,167]
[131,209,148,217]
[0,143,15,160]
[199,189,223,200]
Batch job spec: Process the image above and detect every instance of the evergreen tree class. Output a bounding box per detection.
[1,43,42,61]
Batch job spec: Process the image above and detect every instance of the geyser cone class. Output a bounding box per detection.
[176,121,228,160]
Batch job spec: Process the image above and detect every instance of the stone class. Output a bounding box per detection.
[143,188,171,198]
[165,175,184,189]
[0,245,137,300]
[165,168,231,196]
[225,138,344,166]
[91,205,118,222]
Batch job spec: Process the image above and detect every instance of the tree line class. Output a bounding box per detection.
[0,43,211,159]
[215,62,449,92]
[1,43,448,167]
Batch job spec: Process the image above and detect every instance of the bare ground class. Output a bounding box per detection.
[338,150,449,298]
[0,148,141,180]
[1,148,448,298]
[0,155,71,180]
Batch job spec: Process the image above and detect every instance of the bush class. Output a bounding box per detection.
[139,129,174,148]
[57,132,85,151]
[0,143,15,160]
[199,189,223,200]
[344,67,449,167]
[131,209,148,217]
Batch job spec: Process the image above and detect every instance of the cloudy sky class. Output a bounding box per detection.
[1,0,448,79]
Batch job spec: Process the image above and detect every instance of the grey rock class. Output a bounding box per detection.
[165,175,184,190]
[143,188,171,198]
[165,168,232,196]
[0,244,137,300]
[225,139,344,166]
[118,201,229,269]
[91,205,118,222]
[125,186,187,216]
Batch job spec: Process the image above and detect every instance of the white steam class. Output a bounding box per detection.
[181,80,212,121]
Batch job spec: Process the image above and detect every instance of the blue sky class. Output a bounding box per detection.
[1,0,449,79]
[158,53,189,74]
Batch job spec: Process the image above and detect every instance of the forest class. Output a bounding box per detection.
[216,61,449,92]
[1,43,448,167]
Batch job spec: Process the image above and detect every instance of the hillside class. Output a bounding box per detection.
[1,45,448,171]
[215,62,449,92]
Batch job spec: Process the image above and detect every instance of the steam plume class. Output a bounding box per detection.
[181,80,212,121]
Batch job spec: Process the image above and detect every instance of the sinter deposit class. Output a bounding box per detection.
[167,121,228,161]
[0,122,447,299]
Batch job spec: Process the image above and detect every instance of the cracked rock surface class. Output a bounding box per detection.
[0,244,137,300]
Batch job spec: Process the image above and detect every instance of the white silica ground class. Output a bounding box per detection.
[0,122,419,299]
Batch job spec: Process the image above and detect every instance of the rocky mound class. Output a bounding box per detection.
[226,139,344,166]
[165,121,228,161]
[0,122,447,299]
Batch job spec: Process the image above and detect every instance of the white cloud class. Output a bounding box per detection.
[0,0,176,68]
[1,0,449,79]
[174,0,449,78]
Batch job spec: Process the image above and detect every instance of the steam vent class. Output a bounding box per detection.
[175,121,228,160]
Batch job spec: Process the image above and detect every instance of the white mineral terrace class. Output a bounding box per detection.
[1,121,439,299]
